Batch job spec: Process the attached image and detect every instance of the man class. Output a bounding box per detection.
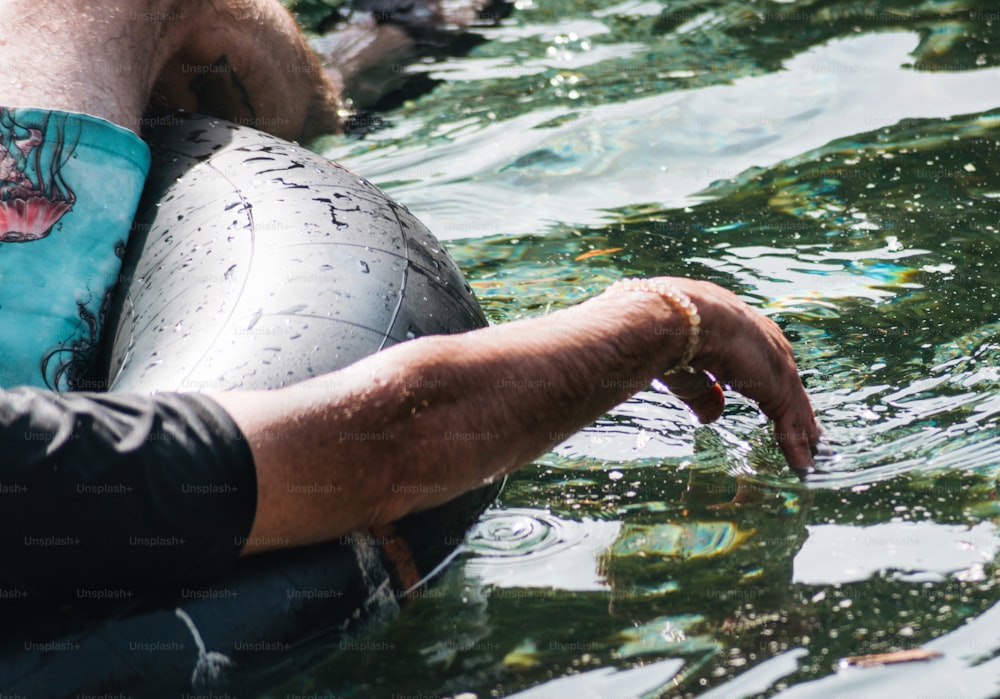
[0,0,820,595]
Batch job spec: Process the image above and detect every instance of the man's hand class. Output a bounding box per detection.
[647,278,821,472]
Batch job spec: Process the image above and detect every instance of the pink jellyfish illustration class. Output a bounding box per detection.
[0,108,77,243]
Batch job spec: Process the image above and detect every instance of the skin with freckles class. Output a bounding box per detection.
[1,0,821,556]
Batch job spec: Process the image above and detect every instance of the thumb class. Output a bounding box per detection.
[659,368,725,424]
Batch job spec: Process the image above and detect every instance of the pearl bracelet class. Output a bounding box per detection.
[608,278,701,376]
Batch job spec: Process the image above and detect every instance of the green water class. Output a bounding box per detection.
[277,0,1000,696]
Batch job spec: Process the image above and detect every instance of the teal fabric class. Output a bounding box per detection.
[0,108,150,390]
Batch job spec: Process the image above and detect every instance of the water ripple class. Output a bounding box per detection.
[465,509,569,559]
[464,509,623,592]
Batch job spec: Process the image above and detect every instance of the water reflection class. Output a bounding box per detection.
[456,473,999,696]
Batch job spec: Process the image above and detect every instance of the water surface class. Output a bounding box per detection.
[276,0,1000,696]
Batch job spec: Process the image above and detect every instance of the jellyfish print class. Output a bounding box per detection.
[0,108,78,242]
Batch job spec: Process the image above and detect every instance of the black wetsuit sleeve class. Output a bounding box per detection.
[0,387,257,599]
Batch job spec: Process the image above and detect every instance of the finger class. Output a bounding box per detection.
[732,325,820,473]
[771,394,821,475]
[661,368,725,424]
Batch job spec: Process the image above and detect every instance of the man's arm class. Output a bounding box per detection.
[0,279,815,597]
[214,278,820,554]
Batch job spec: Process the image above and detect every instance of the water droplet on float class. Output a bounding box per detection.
[247,309,263,331]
